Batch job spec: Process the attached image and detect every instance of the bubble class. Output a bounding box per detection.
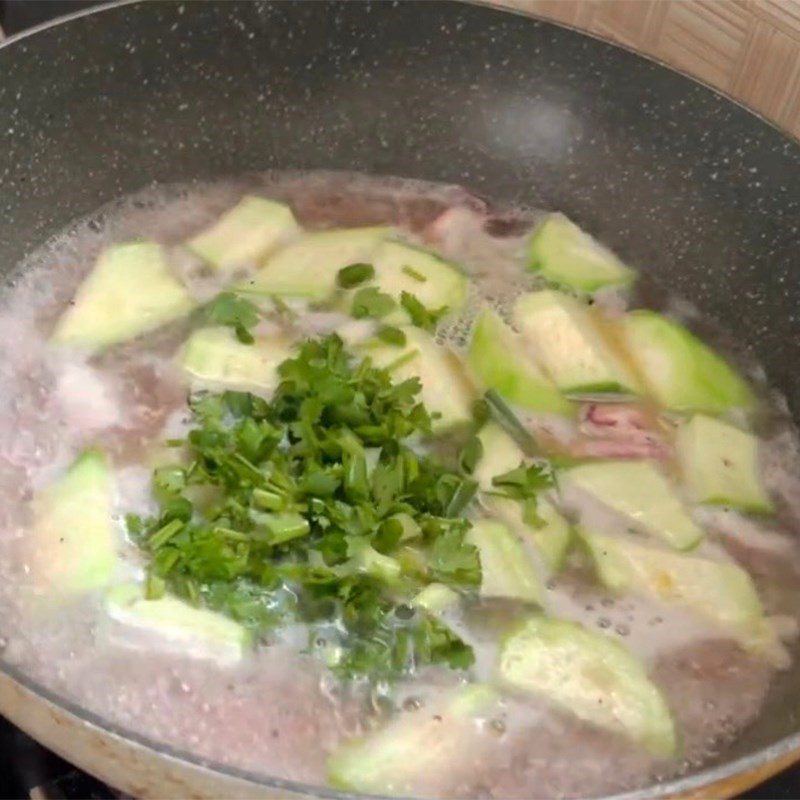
[402,696,423,712]
[394,604,415,620]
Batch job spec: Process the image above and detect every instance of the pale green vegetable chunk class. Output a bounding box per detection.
[563,460,703,550]
[467,519,543,605]
[371,240,468,320]
[328,684,498,795]
[52,242,194,349]
[498,615,676,756]
[412,582,461,614]
[180,326,293,395]
[514,290,640,398]
[468,309,572,416]
[490,495,572,573]
[528,213,635,293]
[241,226,388,300]
[581,531,784,664]
[622,310,752,413]
[31,451,117,597]
[106,584,251,666]
[187,195,298,271]
[474,423,572,571]
[474,422,525,492]
[676,414,773,513]
[368,326,475,433]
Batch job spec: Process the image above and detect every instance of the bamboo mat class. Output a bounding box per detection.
[502,0,800,138]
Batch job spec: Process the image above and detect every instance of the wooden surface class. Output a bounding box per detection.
[506,0,800,137]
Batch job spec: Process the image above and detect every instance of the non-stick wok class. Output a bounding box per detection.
[1,1,799,797]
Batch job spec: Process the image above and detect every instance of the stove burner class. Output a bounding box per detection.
[29,770,122,800]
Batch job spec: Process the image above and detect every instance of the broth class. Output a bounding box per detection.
[0,171,798,799]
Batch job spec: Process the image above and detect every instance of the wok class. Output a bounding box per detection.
[1,1,799,797]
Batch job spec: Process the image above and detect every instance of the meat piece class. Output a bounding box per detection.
[568,437,669,460]
[53,361,122,433]
[580,402,651,436]
[107,360,186,462]
[285,175,487,234]
[482,212,536,239]
[423,205,486,251]
[569,403,670,461]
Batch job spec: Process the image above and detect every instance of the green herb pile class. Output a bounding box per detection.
[128,334,482,683]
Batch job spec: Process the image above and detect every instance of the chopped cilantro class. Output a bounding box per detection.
[490,461,554,529]
[376,325,407,347]
[491,462,553,498]
[130,334,479,683]
[204,292,261,344]
[400,291,448,332]
[458,436,483,476]
[351,287,396,320]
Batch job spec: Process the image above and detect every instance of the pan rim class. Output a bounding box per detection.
[0,1,798,797]
[5,653,800,800]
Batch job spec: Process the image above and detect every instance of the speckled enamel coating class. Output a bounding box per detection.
[0,2,799,798]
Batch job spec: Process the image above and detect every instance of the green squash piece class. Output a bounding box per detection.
[106,583,251,666]
[563,460,703,550]
[622,310,752,414]
[467,519,544,605]
[328,684,498,795]
[498,615,676,756]
[31,450,117,598]
[474,422,526,491]
[676,414,773,513]
[490,496,573,574]
[52,242,194,349]
[368,326,476,433]
[528,213,635,293]
[467,308,572,416]
[240,226,388,300]
[513,290,640,398]
[580,530,783,664]
[187,195,298,271]
[371,240,469,322]
[180,326,293,395]
[474,423,572,572]
[412,582,461,615]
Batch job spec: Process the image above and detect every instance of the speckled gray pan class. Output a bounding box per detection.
[1,1,800,798]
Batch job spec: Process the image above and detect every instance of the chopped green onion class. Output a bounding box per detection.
[376,325,407,347]
[402,264,427,282]
[351,287,396,320]
[337,262,375,289]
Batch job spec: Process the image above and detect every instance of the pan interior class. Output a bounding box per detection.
[0,169,799,799]
[1,1,800,798]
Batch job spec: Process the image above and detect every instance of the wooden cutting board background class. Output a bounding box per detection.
[502,0,800,138]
